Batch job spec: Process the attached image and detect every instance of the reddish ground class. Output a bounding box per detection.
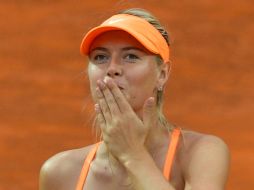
[0,0,253,189]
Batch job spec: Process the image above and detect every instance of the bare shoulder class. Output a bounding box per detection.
[39,144,94,190]
[180,130,230,154]
[179,130,230,189]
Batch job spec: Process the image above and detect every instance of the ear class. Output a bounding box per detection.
[156,61,171,89]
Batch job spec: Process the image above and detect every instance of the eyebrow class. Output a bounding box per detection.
[89,47,109,53]
[121,47,145,52]
[90,46,146,53]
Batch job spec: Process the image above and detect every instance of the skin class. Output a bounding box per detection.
[39,31,230,190]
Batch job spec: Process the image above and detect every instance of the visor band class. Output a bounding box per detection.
[80,14,170,63]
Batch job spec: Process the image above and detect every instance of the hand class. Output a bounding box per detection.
[94,77,157,164]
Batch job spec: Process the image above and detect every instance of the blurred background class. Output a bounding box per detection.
[0,0,253,189]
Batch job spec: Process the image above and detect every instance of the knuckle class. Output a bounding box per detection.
[99,118,105,126]
[101,103,108,113]
[111,118,120,126]
[115,95,122,102]
[97,115,103,123]
[103,137,109,144]
[107,97,114,105]
[107,126,118,136]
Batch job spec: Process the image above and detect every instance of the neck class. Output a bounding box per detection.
[135,108,170,154]
[144,120,170,155]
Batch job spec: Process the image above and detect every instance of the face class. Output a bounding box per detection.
[87,30,166,115]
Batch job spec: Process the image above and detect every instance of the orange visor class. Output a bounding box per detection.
[80,14,170,63]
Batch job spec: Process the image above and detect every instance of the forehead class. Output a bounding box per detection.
[89,30,150,52]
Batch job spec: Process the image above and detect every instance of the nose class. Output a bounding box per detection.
[106,59,123,77]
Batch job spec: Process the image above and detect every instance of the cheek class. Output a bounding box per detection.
[88,64,104,101]
[128,64,157,91]
[125,64,158,105]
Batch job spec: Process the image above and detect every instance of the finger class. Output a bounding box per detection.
[97,79,120,117]
[142,97,157,129]
[95,87,111,123]
[104,77,133,113]
[94,103,106,132]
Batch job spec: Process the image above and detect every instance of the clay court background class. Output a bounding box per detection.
[1,0,254,189]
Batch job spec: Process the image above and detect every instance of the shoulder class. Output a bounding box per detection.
[179,130,230,189]
[39,144,94,190]
[180,130,230,155]
[179,130,230,160]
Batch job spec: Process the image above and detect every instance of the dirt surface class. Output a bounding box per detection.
[0,0,253,189]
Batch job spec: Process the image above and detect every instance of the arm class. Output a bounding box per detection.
[183,136,230,190]
[123,149,175,190]
[39,148,90,190]
[39,152,65,190]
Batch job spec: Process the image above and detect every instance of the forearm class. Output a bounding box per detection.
[122,150,175,190]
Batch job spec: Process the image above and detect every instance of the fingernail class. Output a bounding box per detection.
[94,104,100,112]
[103,76,109,83]
[147,97,155,106]
[105,77,113,88]
[97,80,106,90]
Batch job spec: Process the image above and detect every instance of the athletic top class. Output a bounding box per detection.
[76,128,181,190]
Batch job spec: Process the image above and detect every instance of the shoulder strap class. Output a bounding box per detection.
[75,142,101,190]
[163,128,181,181]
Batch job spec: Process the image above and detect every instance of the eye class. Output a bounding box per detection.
[123,54,140,62]
[91,54,109,64]
[94,54,107,61]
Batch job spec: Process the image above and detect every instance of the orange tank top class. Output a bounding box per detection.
[76,128,181,190]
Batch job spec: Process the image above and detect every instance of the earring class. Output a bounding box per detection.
[158,86,163,91]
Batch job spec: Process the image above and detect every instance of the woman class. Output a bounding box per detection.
[39,8,230,190]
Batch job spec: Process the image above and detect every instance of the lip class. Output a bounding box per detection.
[103,76,124,90]
[113,80,125,90]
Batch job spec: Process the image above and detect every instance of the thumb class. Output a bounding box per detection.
[143,97,157,128]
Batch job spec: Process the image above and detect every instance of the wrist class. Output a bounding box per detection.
[121,148,151,171]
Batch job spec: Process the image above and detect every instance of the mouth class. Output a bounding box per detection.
[103,76,124,90]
